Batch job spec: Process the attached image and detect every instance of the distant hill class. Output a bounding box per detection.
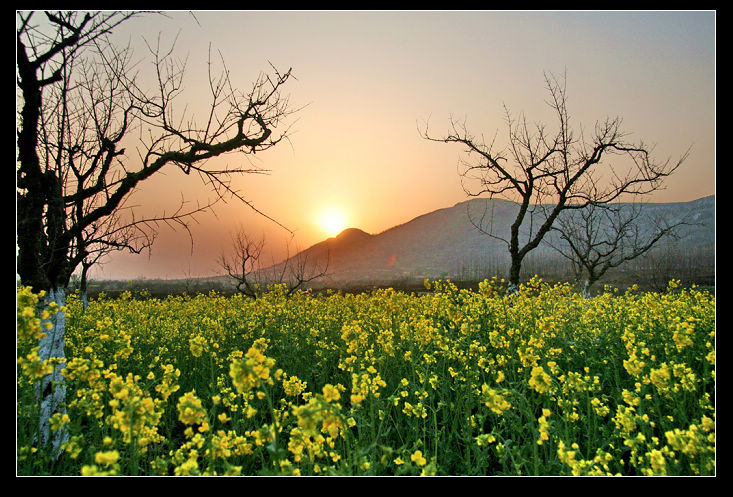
[269,195,715,288]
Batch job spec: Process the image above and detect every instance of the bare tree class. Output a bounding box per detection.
[422,71,688,290]
[546,201,694,297]
[219,228,329,298]
[17,11,297,455]
[218,230,267,298]
[276,238,331,296]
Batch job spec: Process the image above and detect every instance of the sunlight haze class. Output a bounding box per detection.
[84,10,715,280]
[318,208,348,238]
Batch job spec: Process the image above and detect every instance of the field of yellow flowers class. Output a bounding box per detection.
[17,277,715,476]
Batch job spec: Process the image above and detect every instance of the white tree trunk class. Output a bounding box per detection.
[37,286,69,457]
[580,279,591,299]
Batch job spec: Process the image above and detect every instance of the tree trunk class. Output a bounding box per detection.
[508,256,522,294]
[580,279,592,299]
[36,286,69,457]
[80,264,90,310]
[81,290,89,311]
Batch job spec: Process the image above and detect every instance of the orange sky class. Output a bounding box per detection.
[84,10,715,280]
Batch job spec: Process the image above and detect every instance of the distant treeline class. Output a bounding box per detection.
[75,241,713,300]
[452,242,714,294]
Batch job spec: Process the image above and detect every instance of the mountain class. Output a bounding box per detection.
[269,195,715,287]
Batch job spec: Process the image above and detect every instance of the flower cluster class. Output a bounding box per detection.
[229,338,276,395]
[17,278,714,476]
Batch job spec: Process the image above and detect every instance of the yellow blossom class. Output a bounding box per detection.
[94,450,120,466]
[410,450,427,467]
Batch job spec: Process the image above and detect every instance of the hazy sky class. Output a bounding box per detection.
[85,10,715,280]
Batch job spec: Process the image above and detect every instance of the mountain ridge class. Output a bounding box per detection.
[260,194,714,287]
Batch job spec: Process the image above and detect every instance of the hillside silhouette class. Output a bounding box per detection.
[86,195,714,297]
[268,195,714,288]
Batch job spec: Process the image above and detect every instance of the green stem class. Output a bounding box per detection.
[432,405,439,467]
[263,384,282,469]
[128,404,139,476]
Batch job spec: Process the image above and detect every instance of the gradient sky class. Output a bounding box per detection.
[87,10,715,280]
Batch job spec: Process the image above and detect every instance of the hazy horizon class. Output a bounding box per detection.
[51,10,714,281]
[87,193,715,282]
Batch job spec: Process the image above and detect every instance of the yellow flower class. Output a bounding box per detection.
[475,433,496,447]
[229,339,276,394]
[528,366,552,394]
[282,374,308,397]
[174,458,200,476]
[537,409,552,445]
[646,449,668,475]
[81,465,106,476]
[94,450,120,466]
[479,384,511,415]
[410,450,427,467]
[322,384,341,402]
[61,437,83,459]
[189,336,206,357]
[49,412,70,432]
[177,390,207,426]
[648,363,672,391]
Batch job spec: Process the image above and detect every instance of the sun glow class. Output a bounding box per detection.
[318,208,347,237]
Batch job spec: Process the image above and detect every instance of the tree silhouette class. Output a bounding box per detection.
[422,71,688,290]
[218,228,330,298]
[546,201,695,297]
[17,10,297,454]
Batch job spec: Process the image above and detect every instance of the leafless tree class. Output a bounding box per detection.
[17,11,297,455]
[422,71,688,290]
[218,228,330,298]
[276,238,331,296]
[218,230,267,298]
[546,201,694,297]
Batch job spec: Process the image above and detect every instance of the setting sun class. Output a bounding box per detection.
[318,208,347,237]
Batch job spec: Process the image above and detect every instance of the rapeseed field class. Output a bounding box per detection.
[17,277,715,476]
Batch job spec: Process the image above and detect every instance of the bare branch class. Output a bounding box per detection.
[17,10,298,293]
[219,229,330,298]
[547,200,698,295]
[421,71,688,287]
